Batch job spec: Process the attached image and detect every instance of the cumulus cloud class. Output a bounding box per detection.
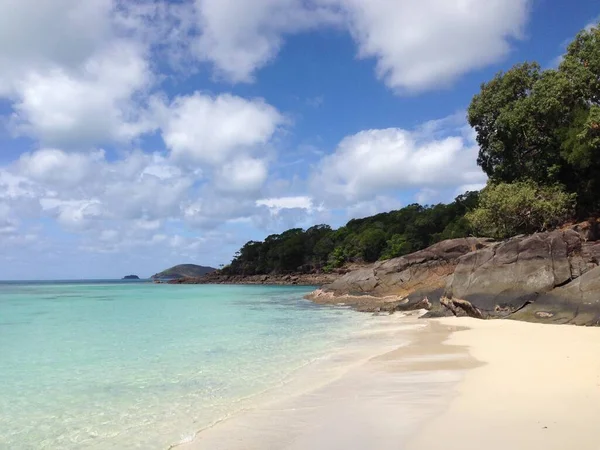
[4,149,193,231]
[334,0,530,92]
[18,148,105,187]
[310,113,487,206]
[0,0,517,278]
[183,195,260,229]
[11,42,154,147]
[0,0,114,95]
[160,92,284,165]
[192,0,341,83]
[188,0,530,92]
[214,157,269,194]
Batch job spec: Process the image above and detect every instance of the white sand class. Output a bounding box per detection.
[182,316,600,450]
[181,315,470,450]
[408,318,600,450]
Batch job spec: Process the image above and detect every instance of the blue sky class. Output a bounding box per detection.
[0,0,597,279]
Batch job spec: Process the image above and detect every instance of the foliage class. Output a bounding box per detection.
[467,22,600,215]
[222,192,480,275]
[466,181,576,239]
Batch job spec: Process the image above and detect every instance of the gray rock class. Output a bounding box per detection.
[323,237,491,296]
[313,226,600,326]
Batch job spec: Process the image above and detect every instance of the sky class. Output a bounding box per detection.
[0,0,598,280]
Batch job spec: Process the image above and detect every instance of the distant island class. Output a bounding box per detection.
[122,275,140,280]
[151,264,216,281]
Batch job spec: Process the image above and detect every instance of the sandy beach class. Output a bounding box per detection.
[408,318,600,450]
[182,315,600,450]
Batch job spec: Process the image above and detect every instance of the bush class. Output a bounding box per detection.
[380,234,412,260]
[466,181,576,239]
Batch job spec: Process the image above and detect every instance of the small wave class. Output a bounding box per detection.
[169,432,197,449]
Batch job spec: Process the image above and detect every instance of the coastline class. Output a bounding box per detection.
[164,272,339,286]
[180,315,600,450]
[180,313,475,449]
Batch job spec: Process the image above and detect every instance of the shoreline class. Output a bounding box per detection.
[178,315,600,450]
[180,312,474,449]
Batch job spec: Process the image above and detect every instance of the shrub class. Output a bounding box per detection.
[466,181,576,239]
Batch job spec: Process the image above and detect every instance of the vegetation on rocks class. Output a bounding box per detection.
[466,181,576,239]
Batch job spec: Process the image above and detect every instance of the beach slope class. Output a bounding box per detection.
[408,318,600,450]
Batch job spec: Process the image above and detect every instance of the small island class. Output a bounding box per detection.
[122,275,140,280]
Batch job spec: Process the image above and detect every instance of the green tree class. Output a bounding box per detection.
[357,228,387,262]
[380,234,412,260]
[468,22,600,215]
[466,181,576,239]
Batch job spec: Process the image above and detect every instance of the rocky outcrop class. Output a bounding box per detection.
[309,226,600,326]
[308,237,491,312]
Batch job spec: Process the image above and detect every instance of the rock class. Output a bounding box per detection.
[168,272,338,286]
[324,237,491,297]
[444,229,600,324]
[308,226,600,326]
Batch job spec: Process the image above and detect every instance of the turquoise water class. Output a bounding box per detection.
[0,282,362,449]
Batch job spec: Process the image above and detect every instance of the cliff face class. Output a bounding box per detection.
[308,226,600,326]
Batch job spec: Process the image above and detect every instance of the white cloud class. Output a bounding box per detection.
[11,42,154,146]
[188,0,530,92]
[415,188,440,205]
[6,149,194,230]
[192,0,340,83]
[18,148,105,187]
[0,0,114,95]
[310,114,487,205]
[41,198,103,231]
[160,92,284,164]
[334,0,530,92]
[183,193,262,229]
[214,157,269,194]
[256,196,315,212]
[346,195,403,219]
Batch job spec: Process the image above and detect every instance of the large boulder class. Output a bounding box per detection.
[322,238,490,303]
[443,230,600,325]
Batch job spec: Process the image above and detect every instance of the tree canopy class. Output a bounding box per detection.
[466,181,576,239]
[468,22,600,215]
[222,192,480,276]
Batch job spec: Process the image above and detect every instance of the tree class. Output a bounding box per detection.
[357,228,387,262]
[466,181,576,239]
[468,22,600,215]
[380,234,412,260]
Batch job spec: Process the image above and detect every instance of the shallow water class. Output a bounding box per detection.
[0,282,364,449]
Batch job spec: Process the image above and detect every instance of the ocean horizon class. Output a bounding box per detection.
[0,282,366,449]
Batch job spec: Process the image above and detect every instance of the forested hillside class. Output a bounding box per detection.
[222,192,479,275]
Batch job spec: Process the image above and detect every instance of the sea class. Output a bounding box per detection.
[0,281,369,449]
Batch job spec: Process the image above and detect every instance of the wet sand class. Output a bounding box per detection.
[182,313,474,449]
[182,316,600,450]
